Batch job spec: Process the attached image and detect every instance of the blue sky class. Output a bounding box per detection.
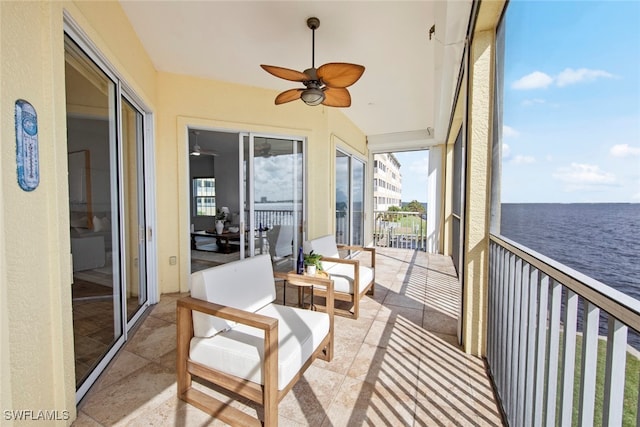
[501,0,640,203]
[393,150,429,203]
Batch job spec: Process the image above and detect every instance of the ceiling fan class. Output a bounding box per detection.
[190,131,218,157]
[261,17,365,108]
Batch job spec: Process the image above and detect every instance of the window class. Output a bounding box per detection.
[193,177,216,216]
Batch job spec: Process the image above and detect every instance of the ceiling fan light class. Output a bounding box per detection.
[190,143,201,156]
[301,88,325,106]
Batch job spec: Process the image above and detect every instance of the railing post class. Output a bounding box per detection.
[545,279,562,427]
[578,301,600,426]
[602,318,628,426]
[559,290,578,426]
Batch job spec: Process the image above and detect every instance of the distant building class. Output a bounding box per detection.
[373,153,402,211]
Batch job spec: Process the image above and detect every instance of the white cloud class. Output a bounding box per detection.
[553,163,617,188]
[610,143,640,157]
[513,155,535,165]
[512,68,615,91]
[556,68,615,87]
[522,98,546,106]
[503,125,520,138]
[512,71,553,90]
[502,143,511,160]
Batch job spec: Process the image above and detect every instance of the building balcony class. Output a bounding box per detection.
[74,248,504,426]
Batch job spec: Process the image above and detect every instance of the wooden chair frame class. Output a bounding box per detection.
[177,273,334,427]
[312,244,375,319]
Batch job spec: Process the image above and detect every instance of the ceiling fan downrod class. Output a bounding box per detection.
[307,17,320,70]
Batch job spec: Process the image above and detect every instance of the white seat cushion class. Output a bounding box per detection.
[305,235,340,259]
[190,254,276,337]
[189,303,330,390]
[323,263,374,294]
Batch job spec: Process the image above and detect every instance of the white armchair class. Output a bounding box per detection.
[177,254,334,426]
[304,235,375,319]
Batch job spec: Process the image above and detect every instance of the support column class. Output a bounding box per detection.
[427,145,444,253]
[462,29,495,356]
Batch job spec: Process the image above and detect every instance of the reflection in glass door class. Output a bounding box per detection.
[121,98,148,323]
[66,35,123,394]
[242,134,304,270]
[335,149,365,246]
[65,32,151,402]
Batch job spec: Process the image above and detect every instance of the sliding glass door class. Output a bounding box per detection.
[335,149,365,246]
[241,134,304,269]
[121,98,148,323]
[65,31,152,402]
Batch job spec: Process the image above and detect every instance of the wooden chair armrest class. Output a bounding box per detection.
[177,296,278,332]
[336,245,376,268]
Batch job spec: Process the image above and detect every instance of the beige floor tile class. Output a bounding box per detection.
[125,316,176,361]
[80,363,175,426]
[72,411,103,427]
[347,343,421,396]
[92,350,149,392]
[422,307,458,335]
[277,365,345,425]
[322,376,417,426]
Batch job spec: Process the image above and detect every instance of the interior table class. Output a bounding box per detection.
[190,230,241,253]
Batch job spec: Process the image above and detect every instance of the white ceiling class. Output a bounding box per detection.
[119,1,472,144]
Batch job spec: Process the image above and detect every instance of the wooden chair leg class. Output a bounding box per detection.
[352,292,359,320]
[176,304,193,397]
[263,323,279,426]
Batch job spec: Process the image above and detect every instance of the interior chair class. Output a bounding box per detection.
[177,254,334,426]
[304,234,375,319]
[266,225,294,262]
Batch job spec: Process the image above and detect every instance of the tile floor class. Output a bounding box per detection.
[73,248,505,426]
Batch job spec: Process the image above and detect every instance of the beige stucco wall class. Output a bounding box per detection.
[156,72,366,294]
[1,1,76,422]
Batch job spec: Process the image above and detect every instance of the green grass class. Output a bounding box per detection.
[553,334,640,426]
[377,214,426,236]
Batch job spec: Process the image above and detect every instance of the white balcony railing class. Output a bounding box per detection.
[488,234,640,426]
[373,210,426,250]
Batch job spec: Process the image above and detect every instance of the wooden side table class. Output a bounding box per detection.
[275,271,331,310]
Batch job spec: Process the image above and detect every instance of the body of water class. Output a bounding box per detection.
[501,203,640,300]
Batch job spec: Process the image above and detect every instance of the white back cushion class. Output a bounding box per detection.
[190,254,276,337]
[306,234,340,259]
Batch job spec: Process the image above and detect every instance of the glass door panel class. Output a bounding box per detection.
[121,98,148,323]
[335,150,366,247]
[65,35,123,389]
[243,134,304,270]
[335,151,350,245]
[352,158,365,246]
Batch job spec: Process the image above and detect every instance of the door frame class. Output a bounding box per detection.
[181,124,307,284]
[64,13,158,403]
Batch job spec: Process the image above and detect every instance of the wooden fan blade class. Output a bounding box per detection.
[275,88,303,105]
[322,87,351,108]
[261,65,310,82]
[317,63,365,88]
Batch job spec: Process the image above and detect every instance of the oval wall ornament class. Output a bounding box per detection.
[15,99,39,192]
